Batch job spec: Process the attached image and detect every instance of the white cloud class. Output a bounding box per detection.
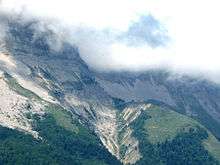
[1,0,220,82]
[0,0,151,31]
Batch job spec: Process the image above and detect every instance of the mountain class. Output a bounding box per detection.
[96,71,220,140]
[0,15,219,164]
[0,72,120,165]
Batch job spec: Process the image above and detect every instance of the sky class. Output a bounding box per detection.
[1,0,220,82]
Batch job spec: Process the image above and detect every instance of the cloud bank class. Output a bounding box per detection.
[1,0,220,82]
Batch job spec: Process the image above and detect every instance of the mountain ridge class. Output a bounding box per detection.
[0,16,220,164]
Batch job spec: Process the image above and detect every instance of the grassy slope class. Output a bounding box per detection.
[131,105,220,164]
[144,106,202,143]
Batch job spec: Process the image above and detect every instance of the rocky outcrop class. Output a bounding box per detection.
[0,71,44,138]
[117,103,152,164]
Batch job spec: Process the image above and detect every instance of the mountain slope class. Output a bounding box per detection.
[113,102,220,164]
[0,15,219,164]
[96,71,220,139]
[1,70,219,164]
[0,71,121,165]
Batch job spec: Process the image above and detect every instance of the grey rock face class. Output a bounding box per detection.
[2,17,112,104]
[96,72,176,106]
[96,71,220,138]
[1,15,220,164]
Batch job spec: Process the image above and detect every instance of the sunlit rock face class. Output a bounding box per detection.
[0,14,220,164]
[0,71,45,138]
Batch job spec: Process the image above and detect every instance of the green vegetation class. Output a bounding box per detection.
[0,73,121,165]
[119,144,127,158]
[131,106,220,165]
[166,85,220,139]
[44,104,79,133]
[35,111,121,165]
[143,106,198,144]
[0,109,121,165]
[203,133,220,162]
[1,72,220,164]
[4,73,41,100]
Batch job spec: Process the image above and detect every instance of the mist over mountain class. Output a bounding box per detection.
[1,0,220,83]
[0,1,220,165]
